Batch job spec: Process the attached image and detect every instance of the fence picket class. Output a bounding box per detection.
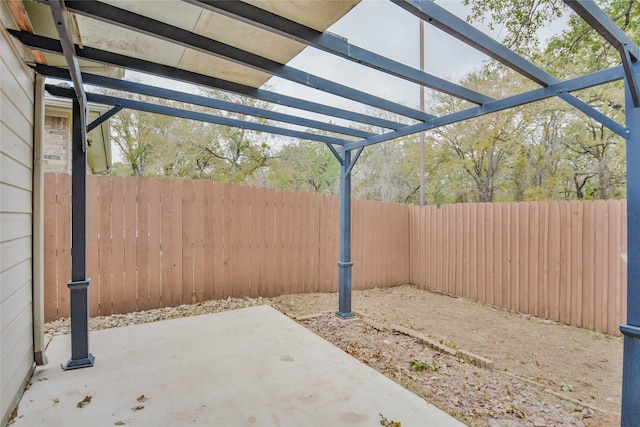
[86,175,100,317]
[192,179,205,303]
[43,173,58,320]
[182,179,195,304]
[549,202,561,322]
[137,178,151,310]
[124,177,138,312]
[202,181,216,301]
[529,203,539,317]
[594,200,606,333]
[110,177,126,314]
[97,176,112,315]
[56,173,72,318]
[147,178,162,309]
[42,173,628,335]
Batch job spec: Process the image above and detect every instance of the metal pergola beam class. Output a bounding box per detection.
[563,0,640,107]
[48,0,87,150]
[36,65,374,139]
[392,0,619,133]
[46,85,353,147]
[184,0,493,106]
[86,104,123,133]
[621,59,640,426]
[65,99,95,370]
[45,0,94,370]
[10,30,403,130]
[63,0,434,123]
[337,148,354,318]
[344,64,628,151]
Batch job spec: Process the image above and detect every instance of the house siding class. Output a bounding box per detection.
[0,2,35,424]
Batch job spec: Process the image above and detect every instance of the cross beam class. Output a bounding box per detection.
[392,0,621,134]
[344,65,627,151]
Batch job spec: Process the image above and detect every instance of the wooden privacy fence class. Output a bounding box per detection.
[44,173,628,335]
[43,173,409,321]
[409,201,627,336]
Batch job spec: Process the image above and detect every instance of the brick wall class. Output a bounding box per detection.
[43,115,71,174]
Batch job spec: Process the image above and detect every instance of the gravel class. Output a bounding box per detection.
[45,296,272,338]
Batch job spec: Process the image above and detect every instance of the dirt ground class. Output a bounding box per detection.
[272,285,623,427]
[45,284,622,426]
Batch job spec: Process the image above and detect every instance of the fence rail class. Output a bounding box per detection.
[44,173,627,335]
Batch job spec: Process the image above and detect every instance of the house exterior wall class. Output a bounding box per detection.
[42,102,111,175]
[0,3,35,424]
[43,115,71,174]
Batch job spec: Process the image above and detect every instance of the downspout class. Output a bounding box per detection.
[32,73,47,366]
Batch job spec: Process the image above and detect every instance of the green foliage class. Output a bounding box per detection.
[268,140,340,194]
[417,1,634,203]
[409,358,439,372]
[463,0,566,57]
[106,2,633,203]
[352,137,421,204]
[109,89,173,177]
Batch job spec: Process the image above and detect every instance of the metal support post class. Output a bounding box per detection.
[337,149,354,319]
[65,99,95,370]
[621,63,640,425]
[419,18,425,208]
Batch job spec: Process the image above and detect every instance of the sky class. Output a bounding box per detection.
[267,0,493,113]
[127,0,504,114]
[123,0,569,131]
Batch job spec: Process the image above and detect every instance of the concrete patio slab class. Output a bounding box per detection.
[12,305,465,426]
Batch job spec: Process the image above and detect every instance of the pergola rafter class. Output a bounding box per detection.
[10,31,404,130]
[46,84,353,146]
[36,64,374,139]
[8,0,639,423]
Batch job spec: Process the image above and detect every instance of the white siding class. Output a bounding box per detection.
[0,2,35,424]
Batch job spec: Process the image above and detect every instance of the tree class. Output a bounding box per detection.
[102,80,278,182]
[426,69,528,203]
[462,0,637,200]
[268,140,340,194]
[463,0,566,58]
[352,137,420,203]
[109,93,172,176]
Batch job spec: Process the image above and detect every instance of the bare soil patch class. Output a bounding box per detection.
[45,285,622,426]
[272,285,622,426]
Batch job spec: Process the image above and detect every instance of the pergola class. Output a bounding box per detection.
[7,0,640,424]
